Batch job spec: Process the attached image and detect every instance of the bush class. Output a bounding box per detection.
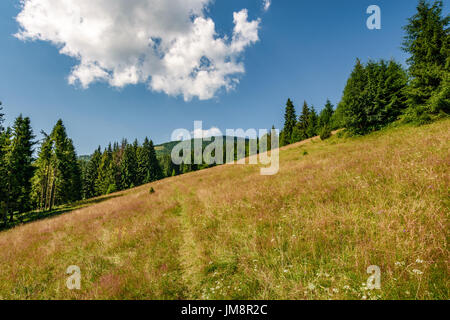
[320,126,332,140]
[149,187,155,194]
[106,184,117,195]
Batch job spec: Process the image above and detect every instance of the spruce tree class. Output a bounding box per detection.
[293,101,311,141]
[282,99,297,146]
[306,106,318,138]
[340,59,408,134]
[341,59,369,135]
[319,99,335,128]
[5,115,35,219]
[96,145,114,195]
[402,0,449,121]
[0,103,10,224]
[84,147,101,199]
[137,138,162,184]
[121,143,137,189]
[31,132,53,210]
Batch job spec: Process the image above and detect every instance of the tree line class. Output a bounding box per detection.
[0,0,447,226]
[80,137,163,200]
[281,0,448,144]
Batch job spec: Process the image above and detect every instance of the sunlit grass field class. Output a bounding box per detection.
[0,119,448,300]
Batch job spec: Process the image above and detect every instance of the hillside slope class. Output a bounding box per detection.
[0,120,448,300]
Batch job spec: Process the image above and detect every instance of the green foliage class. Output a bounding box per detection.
[4,115,35,220]
[306,106,319,138]
[319,100,335,129]
[137,138,163,184]
[320,126,332,140]
[106,184,117,195]
[149,187,155,194]
[339,59,408,135]
[120,143,137,190]
[32,120,81,212]
[282,99,297,146]
[402,0,449,121]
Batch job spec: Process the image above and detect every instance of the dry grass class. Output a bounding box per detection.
[0,120,448,300]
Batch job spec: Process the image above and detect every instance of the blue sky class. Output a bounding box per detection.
[0,0,443,155]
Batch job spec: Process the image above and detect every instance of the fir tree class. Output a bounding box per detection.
[282,99,297,146]
[121,143,137,189]
[402,0,449,121]
[319,99,335,128]
[4,115,35,220]
[306,106,318,138]
[83,147,101,199]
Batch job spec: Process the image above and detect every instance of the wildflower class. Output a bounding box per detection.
[283,269,289,273]
[307,283,316,291]
[343,285,351,290]
[412,269,423,275]
[415,259,424,264]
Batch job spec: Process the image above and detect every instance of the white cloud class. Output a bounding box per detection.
[15,0,261,101]
[263,0,271,12]
[192,127,223,139]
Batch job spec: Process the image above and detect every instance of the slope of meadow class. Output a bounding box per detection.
[0,120,448,300]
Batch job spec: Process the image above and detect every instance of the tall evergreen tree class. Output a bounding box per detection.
[402,0,449,121]
[96,145,114,195]
[83,147,101,199]
[31,132,52,210]
[319,99,335,128]
[340,59,369,135]
[137,137,162,185]
[282,99,297,146]
[121,143,137,189]
[0,103,10,224]
[340,59,408,134]
[4,115,35,220]
[306,106,319,138]
[32,120,82,210]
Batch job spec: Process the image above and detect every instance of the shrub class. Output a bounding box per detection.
[106,184,117,195]
[320,126,332,140]
[149,187,155,194]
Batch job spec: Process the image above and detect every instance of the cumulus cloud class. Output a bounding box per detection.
[263,0,271,12]
[15,0,261,101]
[192,127,223,139]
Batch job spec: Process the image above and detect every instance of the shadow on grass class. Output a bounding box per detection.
[0,194,123,232]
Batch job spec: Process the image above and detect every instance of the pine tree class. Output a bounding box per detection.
[306,106,318,138]
[83,147,101,199]
[319,99,335,128]
[121,143,137,189]
[96,145,114,195]
[293,101,311,141]
[340,59,408,134]
[0,103,11,224]
[33,120,82,210]
[66,139,82,202]
[137,138,162,185]
[4,115,35,220]
[340,59,369,135]
[282,99,297,146]
[402,0,449,121]
[31,132,53,210]
[0,129,11,225]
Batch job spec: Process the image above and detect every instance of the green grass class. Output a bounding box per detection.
[0,119,448,300]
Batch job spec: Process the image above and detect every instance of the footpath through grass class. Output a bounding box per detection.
[0,120,448,299]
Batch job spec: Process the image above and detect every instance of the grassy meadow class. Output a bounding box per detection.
[0,119,448,300]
